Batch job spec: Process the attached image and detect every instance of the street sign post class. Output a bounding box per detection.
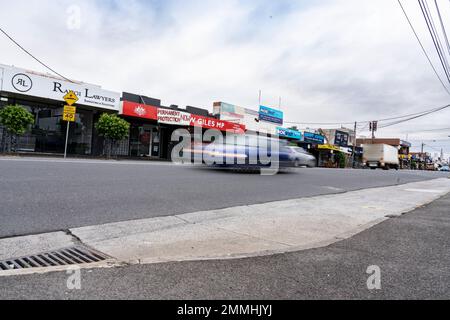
[63,91,78,159]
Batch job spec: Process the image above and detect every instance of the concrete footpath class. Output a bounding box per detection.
[1,186,449,299]
[1,178,449,277]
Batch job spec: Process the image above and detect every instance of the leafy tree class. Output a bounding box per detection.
[0,105,35,153]
[335,151,347,169]
[95,113,130,158]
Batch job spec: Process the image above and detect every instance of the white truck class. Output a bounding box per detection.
[363,144,399,170]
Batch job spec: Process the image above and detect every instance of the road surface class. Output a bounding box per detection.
[0,157,448,238]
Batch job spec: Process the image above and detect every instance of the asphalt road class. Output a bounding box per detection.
[0,157,448,238]
[1,190,448,300]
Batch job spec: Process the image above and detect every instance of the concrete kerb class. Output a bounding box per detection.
[69,178,450,266]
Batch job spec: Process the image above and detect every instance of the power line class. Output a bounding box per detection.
[290,2,450,132]
[423,0,450,77]
[421,143,444,152]
[434,0,450,58]
[375,105,447,122]
[379,106,450,127]
[284,121,355,125]
[409,126,450,132]
[379,104,450,128]
[286,103,450,127]
[397,0,450,95]
[0,26,72,82]
[411,138,450,141]
[419,0,450,83]
[285,2,450,132]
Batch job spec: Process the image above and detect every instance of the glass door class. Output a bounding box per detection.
[140,125,152,157]
[151,127,160,157]
[130,125,152,157]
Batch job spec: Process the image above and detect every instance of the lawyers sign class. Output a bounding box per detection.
[0,65,120,111]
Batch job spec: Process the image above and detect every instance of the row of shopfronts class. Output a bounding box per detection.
[211,102,362,167]
[0,64,248,160]
[0,64,121,156]
[0,63,405,167]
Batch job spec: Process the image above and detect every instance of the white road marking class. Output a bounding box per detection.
[321,186,345,191]
[405,188,444,193]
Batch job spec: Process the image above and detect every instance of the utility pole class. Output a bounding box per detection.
[421,142,425,170]
[351,121,357,168]
[368,120,378,146]
[258,90,262,106]
[370,121,377,140]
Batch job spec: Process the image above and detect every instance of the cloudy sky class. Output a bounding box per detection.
[1,0,449,158]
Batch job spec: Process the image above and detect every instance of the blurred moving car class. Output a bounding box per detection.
[282,146,317,168]
[201,135,316,170]
[439,165,449,172]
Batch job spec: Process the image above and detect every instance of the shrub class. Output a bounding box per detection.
[0,105,35,152]
[95,113,130,158]
[335,152,347,168]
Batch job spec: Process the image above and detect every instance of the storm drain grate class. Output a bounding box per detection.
[0,246,111,271]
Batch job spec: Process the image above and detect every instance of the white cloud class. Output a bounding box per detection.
[0,0,449,156]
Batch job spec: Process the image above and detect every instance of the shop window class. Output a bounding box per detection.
[68,109,93,155]
[4,100,94,155]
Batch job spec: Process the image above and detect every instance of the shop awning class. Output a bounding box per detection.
[318,144,341,152]
[121,100,246,133]
[400,154,412,160]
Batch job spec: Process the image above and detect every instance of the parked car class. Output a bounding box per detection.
[439,165,449,172]
[282,146,317,168]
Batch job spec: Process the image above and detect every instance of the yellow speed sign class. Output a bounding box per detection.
[63,105,76,122]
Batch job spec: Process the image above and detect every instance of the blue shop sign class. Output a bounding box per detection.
[276,127,302,140]
[303,132,325,144]
[259,106,283,125]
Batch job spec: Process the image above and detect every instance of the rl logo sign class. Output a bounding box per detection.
[11,73,33,93]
